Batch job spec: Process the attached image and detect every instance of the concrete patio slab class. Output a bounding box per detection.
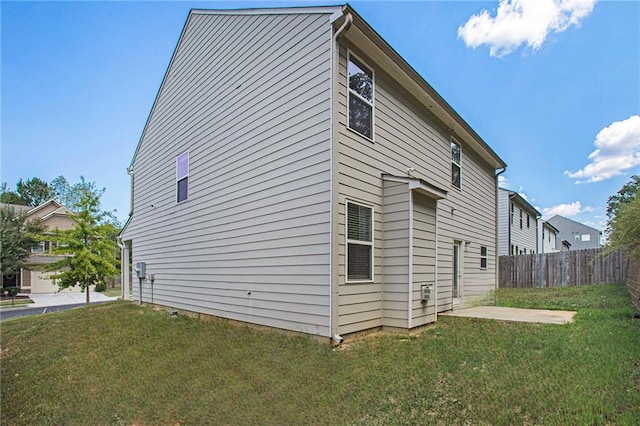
[440,306,576,324]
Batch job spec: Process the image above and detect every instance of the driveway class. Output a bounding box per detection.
[440,306,576,324]
[28,292,118,307]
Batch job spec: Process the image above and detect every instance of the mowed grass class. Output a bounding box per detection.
[1,285,639,425]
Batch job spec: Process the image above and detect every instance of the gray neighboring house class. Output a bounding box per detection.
[546,215,601,250]
[119,5,506,341]
[497,188,540,255]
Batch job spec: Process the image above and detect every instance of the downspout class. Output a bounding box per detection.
[126,167,134,217]
[495,167,507,304]
[408,191,414,330]
[434,202,439,322]
[116,237,130,301]
[329,10,352,345]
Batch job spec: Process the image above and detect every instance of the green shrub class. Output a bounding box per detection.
[94,282,107,292]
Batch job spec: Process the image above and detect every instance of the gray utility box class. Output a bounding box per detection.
[135,262,146,279]
[420,284,434,303]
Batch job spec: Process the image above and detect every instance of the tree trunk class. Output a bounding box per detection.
[85,284,90,305]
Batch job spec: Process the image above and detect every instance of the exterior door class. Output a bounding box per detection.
[453,241,462,299]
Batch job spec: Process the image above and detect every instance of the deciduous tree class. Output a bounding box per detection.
[46,180,118,305]
[0,206,45,277]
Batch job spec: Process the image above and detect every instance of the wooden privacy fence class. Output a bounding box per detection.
[499,248,628,288]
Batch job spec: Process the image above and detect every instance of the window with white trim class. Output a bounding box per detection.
[347,53,374,140]
[480,246,488,269]
[31,242,45,253]
[346,201,373,282]
[176,152,189,203]
[519,209,523,229]
[451,139,461,188]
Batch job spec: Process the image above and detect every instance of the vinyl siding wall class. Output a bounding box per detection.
[122,11,334,337]
[336,44,498,334]
[497,189,510,255]
[509,201,538,254]
[381,180,409,329]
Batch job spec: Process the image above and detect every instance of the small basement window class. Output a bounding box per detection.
[176,151,189,203]
[346,201,373,282]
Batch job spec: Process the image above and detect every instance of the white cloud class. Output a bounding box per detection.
[458,0,596,57]
[564,115,640,183]
[542,200,593,218]
[498,175,509,187]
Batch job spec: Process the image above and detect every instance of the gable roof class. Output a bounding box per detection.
[0,202,31,214]
[338,4,506,170]
[126,4,506,172]
[26,199,63,217]
[542,220,559,234]
[547,215,601,234]
[499,188,541,217]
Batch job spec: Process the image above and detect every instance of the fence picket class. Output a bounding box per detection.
[499,248,627,288]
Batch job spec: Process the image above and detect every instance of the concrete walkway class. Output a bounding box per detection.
[441,306,576,324]
[26,292,118,307]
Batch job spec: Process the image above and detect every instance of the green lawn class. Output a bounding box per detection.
[1,285,639,425]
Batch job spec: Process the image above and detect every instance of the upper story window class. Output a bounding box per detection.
[346,201,373,282]
[348,53,374,140]
[451,139,461,189]
[510,203,514,224]
[527,213,530,228]
[176,151,189,203]
[519,209,523,229]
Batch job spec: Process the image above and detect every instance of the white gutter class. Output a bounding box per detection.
[329,10,352,344]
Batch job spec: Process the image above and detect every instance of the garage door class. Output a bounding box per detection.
[30,271,81,294]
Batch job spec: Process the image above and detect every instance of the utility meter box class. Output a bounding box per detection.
[135,262,146,279]
[420,284,433,303]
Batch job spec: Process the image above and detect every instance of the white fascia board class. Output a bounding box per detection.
[192,6,343,16]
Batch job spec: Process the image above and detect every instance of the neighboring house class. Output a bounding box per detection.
[1,200,77,294]
[539,221,560,254]
[560,239,572,252]
[497,188,540,255]
[547,215,601,250]
[119,5,506,341]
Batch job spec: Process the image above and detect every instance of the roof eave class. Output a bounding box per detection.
[341,5,506,170]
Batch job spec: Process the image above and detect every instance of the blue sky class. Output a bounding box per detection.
[2,0,639,231]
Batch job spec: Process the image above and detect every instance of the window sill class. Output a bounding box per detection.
[346,279,374,284]
[346,126,374,143]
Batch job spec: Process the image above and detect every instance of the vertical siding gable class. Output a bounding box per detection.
[125,11,335,337]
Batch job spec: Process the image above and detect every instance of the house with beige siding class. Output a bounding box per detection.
[497,188,540,256]
[1,200,77,294]
[119,5,506,342]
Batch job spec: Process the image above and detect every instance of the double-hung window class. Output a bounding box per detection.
[176,152,189,203]
[346,201,373,282]
[519,209,523,229]
[451,139,461,189]
[348,53,374,140]
[480,246,488,269]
